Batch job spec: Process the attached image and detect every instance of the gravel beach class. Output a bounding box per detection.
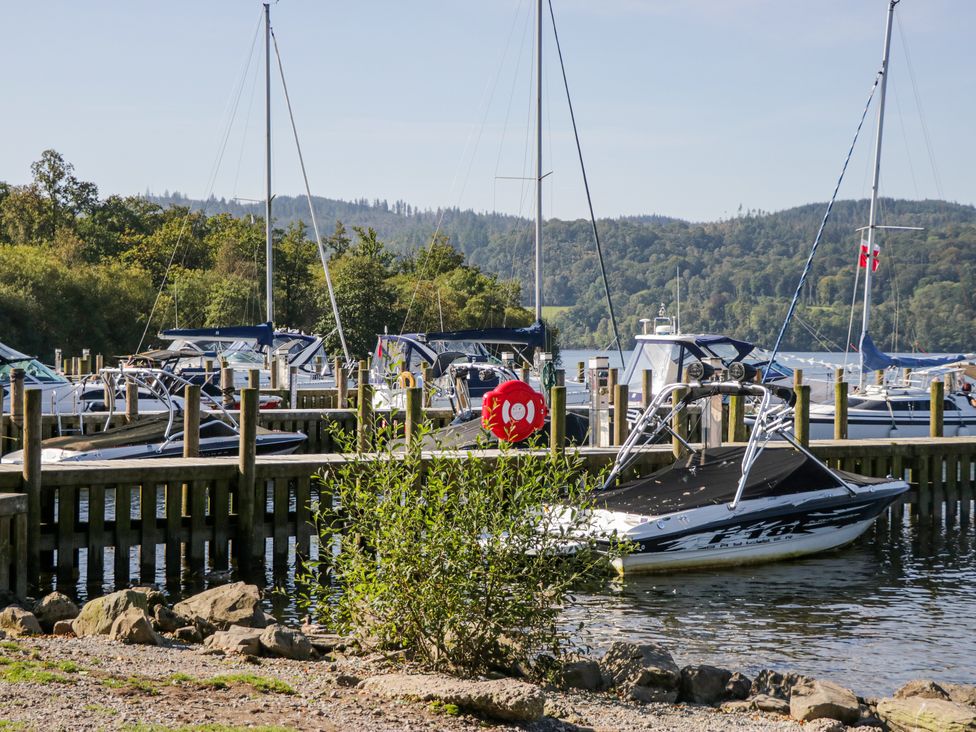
[0,635,812,732]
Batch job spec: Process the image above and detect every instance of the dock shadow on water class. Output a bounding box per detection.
[563,507,976,697]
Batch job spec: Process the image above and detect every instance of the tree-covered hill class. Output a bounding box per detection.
[158,191,976,353]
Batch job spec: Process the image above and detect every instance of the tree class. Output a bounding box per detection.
[29,149,98,237]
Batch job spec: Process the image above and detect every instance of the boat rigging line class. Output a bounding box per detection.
[762,58,886,382]
[269,27,351,364]
[547,0,624,368]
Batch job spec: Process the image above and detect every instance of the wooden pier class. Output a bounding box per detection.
[0,381,974,596]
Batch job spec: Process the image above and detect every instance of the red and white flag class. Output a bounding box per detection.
[858,242,880,272]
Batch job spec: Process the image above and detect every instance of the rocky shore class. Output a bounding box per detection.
[0,584,972,731]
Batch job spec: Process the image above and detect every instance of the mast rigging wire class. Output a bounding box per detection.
[270,29,351,364]
[547,0,624,367]
[764,69,884,381]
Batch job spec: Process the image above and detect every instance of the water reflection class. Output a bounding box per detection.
[563,508,976,696]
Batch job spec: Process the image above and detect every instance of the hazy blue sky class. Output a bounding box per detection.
[2,1,973,221]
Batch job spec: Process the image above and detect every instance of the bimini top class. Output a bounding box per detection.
[596,446,888,517]
[414,320,547,349]
[633,333,755,363]
[160,323,276,349]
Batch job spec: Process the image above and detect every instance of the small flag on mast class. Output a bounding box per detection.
[858,241,880,272]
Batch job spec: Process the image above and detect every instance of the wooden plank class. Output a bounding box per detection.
[165,481,182,579]
[57,485,77,585]
[273,477,288,564]
[140,482,158,584]
[87,484,106,588]
[946,453,959,517]
[917,457,931,519]
[295,474,312,558]
[188,479,207,569]
[113,484,131,587]
[14,512,27,598]
[0,517,10,592]
[212,478,230,571]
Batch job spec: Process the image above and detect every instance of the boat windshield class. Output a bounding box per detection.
[427,340,489,359]
[0,358,65,384]
[623,342,683,390]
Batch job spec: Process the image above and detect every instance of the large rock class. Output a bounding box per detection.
[877,696,976,732]
[72,590,148,637]
[751,669,809,701]
[600,641,680,702]
[108,607,162,646]
[751,694,790,715]
[558,660,604,691]
[789,679,860,724]
[945,684,976,707]
[152,605,187,634]
[725,672,752,701]
[259,624,312,660]
[679,664,733,705]
[361,673,544,722]
[0,606,42,636]
[32,592,79,632]
[895,679,950,701]
[203,625,264,656]
[173,583,266,630]
[130,586,166,610]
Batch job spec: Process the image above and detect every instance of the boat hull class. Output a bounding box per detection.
[598,481,907,574]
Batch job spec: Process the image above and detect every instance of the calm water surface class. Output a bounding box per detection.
[564,510,976,696]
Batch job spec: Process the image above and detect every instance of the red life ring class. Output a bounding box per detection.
[481,379,547,443]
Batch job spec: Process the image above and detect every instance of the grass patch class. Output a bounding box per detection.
[0,657,75,685]
[102,676,159,695]
[168,672,294,695]
[0,642,22,653]
[428,700,461,716]
[0,722,29,731]
[83,704,117,715]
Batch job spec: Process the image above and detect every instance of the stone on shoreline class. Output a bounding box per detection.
[259,624,313,661]
[152,604,187,634]
[750,669,809,700]
[557,659,603,691]
[173,582,266,631]
[0,606,42,636]
[725,672,751,701]
[130,586,166,610]
[789,679,860,724]
[72,589,148,637]
[32,592,79,633]
[204,626,263,656]
[361,673,545,722]
[52,620,75,636]
[679,664,732,705]
[108,607,162,646]
[173,625,203,644]
[877,696,976,731]
[895,679,950,701]
[750,694,790,715]
[945,683,976,707]
[599,641,680,703]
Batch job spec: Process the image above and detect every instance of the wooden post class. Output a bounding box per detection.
[269,356,279,390]
[95,354,104,372]
[550,385,566,457]
[930,380,944,438]
[876,369,884,386]
[795,384,810,447]
[23,389,41,586]
[672,386,687,458]
[289,366,299,409]
[336,365,348,408]
[125,382,139,422]
[72,357,81,377]
[357,370,373,452]
[520,366,530,383]
[10,368,24,429]
[576,361,584,382]
[405,386,422,446]
[248,369,260,389]
[613,383,629,446]
[728,393,746,442]
[221,367,235,408]
[793,368,803,388]
[237,387,259,560]
[183,384,201,458]
[835,367,844,384]
[641,369,653,408]
[607,368,618,406]
[555,368,565,387]
[834,380,848,440]
[421,364,433,408]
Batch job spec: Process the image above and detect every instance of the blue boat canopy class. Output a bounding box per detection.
[419,321,547,349]
[860,333,963,372]
[161,323,276,349]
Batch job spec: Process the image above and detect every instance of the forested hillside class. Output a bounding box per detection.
[158,191,976,353]
[2,150,973,361]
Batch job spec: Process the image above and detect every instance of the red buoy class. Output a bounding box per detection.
[481,379,547,443]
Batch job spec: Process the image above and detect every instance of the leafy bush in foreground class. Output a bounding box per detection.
[298,424,627,676]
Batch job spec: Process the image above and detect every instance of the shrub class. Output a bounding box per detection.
[297,422,627,676]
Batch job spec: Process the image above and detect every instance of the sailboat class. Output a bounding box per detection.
[806,0,976,439]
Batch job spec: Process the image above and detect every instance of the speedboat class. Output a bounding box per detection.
[571,371,908,574]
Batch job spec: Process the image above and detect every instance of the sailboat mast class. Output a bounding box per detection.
[533,0,543,323]
[858,0,898,389]
[264,2,274,325]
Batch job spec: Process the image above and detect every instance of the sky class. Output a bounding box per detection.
[2,0,974,222]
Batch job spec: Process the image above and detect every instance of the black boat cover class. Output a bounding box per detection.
[597,446,889,516]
